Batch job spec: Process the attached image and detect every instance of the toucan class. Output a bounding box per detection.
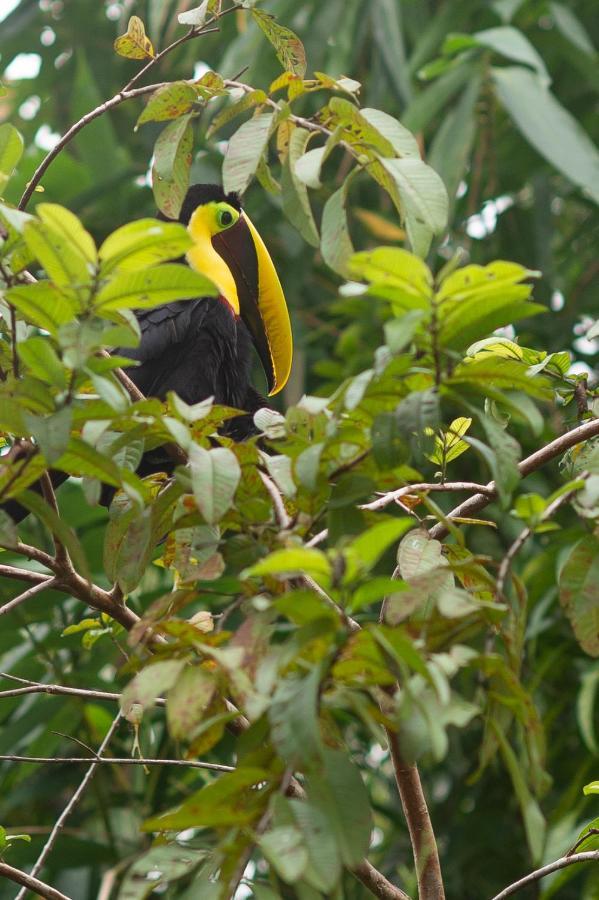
[124,183,292,423]
[3,184,293,521]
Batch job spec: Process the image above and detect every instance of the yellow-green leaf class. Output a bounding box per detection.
[114,15,155,59]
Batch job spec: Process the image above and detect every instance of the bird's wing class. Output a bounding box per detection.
[124,298,209,363]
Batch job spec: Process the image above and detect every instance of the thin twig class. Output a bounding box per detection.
[40,473,70,568]
[0,755,233,772]
[489,851,599,900]
[430,417,599,539]
[14,713,122,899]
[0,862,71,900]
[259,470,291,528]
[0,674,157,704]
[495,475,587,598]
[1,540,56,571]
[361,481,494,512]
[0,577,58,617]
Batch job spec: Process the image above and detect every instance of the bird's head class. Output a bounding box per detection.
[171,184,292,397]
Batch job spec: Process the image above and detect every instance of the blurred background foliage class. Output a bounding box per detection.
[0,1,598,898]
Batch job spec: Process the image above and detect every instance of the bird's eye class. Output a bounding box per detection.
[217,208,235,228]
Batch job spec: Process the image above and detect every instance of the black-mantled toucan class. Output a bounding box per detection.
[122,184,293,424]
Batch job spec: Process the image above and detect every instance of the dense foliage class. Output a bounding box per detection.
[0,1,598,899]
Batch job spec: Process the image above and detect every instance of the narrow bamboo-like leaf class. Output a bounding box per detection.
[114,15,154,59]
[251,10,306,77]
[95,265,216,310]
[473,26,551,85]
[222,112,273,195]
[493,66,599,205]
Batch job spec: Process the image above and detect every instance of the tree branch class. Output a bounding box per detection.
[489,851,599,900]
[429,418,599,540]
[0,673,160,704]
[0,862,71,900]
[361,481,494,512]
[386,729,445,900]
[0,563,52,584]
[0,754,233,772]
[14,713,122,899]
[0,577,58,617]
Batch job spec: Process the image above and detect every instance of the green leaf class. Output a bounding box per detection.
[137,82,197,126]
[104,498,153,592]
[428,74,481,208]
[167,665,216,741]
[95,264,216,310]
[251,10,306,77]
[449,357,551,399]
[24,220,91,289]
[223,112,274,195]
[559,537,599,657]
[142,767,270,830]
[206,89,267,138]
[121,659,186,719]
[114,15,154,59]
[493,66,599,205]
[152,118,194,219]
[550,2,596,55]
[245,548,332,587]
[189,444,241,524]
[349,246,433,310]
[371,411,410,470]
[294,146,327,189]
[306,749,372,868]
[23,408,72,464]
[583,781,599,796]
[99,219,192,275]
[259,826,308,883]
[0,123,24,191]
[270,667,323,767]
[36,203,97,266]
[379,157,449,257]
[17,336,66,388]
[493,724,546,862]
[577,667,599,753]
[343,518,413,583]
[281,126,319,247]
[288,799,341,892]
[19,489,90,579]
[320,183,354,278]
[360,108,420,158]
[473,27,551,85]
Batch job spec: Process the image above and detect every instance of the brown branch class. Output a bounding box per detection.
[0,862,71,900]
[361,481,494,512]
[1,540,56,571]
[0,577,58,617]
[0,673,159,704]
[489,851,599,900]
[0,563,52,584]
[14,714,122,900]
[0,754,233,772]
[387,730,445,900]
[430,417,599,540]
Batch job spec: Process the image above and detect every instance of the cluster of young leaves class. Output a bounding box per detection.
[121,8,449,263]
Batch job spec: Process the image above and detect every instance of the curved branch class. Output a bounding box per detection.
[0,862,71,900]
[361,481,493,512]
[489,851,599,900]
[430,417,599,540]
